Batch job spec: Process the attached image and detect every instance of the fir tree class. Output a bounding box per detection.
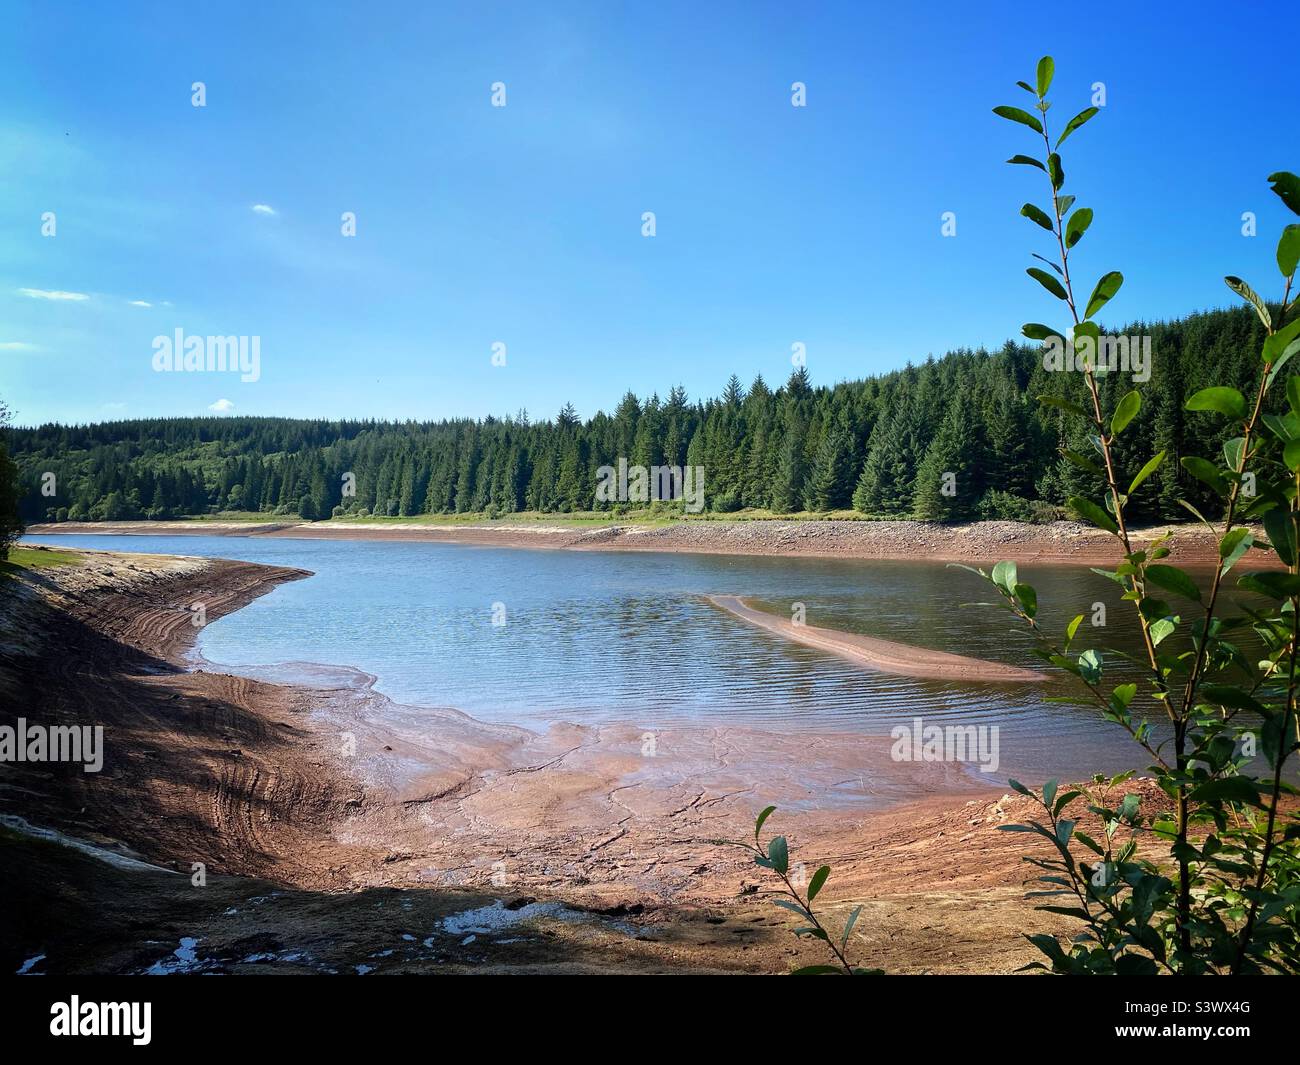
[804,424,855,510]
[913,394,979,521]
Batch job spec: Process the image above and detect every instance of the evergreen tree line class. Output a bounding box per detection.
[0,401,22,557]
[4,306,1273,525]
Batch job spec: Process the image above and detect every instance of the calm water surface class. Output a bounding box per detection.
[30,533,1157,782]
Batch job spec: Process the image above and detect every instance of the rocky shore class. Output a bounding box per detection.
[25,517,1263,568]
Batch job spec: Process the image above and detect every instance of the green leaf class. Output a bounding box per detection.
[1013,582,1038,618]
[1275,338,1300,377]
[1067,495,1119,534]
[1078,649,1102,684]
[1115,955,1160,976]
[1268,171,1300,216]
[1264,318,1300,365]
[1021,203,1055,231]
[1073,320,1100,344]
[1278,224,1300,278]
[1022,323,1060,341]
[1185,386,1247,419]
[1238,570,1300,599]
[1180,455,1228,495]
[1190,777,1261,805]
[1056,106,1099,148]
[1225,275,1272,329]
[1144,564,1202,602]
[1288,376,1300,416]
[1218,528,1252,573]
[1222,436,1245,471]
[1007,154,1046,171]
[807,864,831,902]
[1200,684,1270,715]
[1074,831,1104,855]
[1111,390,1140,435]
[771,898,809,919]
[1267,347,1298,388]
[767,835,789,875]
[1149,617,1176,646]
[1285,440,1300,471]
[1035,56,1054,97]
[993,105,1043,134]
[1084,271,1123,319]
[1065,614,1083,645]
[1064,207,1092,248]
[755,805,777,839]
[1127,450,1166,495]
[840,905,862,949]
[1063,449,1102,476]
[1027,267,1069,301]
[1047,153,1064,191]
[1038,393,1086,417]
[1262,410,1300,442]
[1110,682,1136,709]
[991,559,1019,596]
[1263,508,1296,566]
[790,965,843,975]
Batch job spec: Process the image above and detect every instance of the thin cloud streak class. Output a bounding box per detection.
[16,288,89,301]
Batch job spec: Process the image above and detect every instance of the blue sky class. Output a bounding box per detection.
[0,0,1294,427]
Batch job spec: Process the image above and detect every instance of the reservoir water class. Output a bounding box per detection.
[28,533,1153,782]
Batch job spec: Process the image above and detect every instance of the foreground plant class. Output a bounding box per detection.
[972,56,1300,973]
[726,806,880,974]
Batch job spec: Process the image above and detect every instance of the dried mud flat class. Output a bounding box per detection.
[0,545,1138,975]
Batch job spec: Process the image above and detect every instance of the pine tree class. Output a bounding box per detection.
[771,409,807,513]
[804,424,854,510]
[555,436,585,511]
[913,394,979,521]
[853,390,923,515]
[722,374,745,406]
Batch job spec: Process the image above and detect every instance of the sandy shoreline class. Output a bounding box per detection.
[24,516,1275,568]
[1,546,1137,973]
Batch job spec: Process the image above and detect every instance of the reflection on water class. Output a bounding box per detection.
[30,533,1172,784]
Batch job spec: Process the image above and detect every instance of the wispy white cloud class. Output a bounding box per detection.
[102,402,127,412]
[0,341,40,352]
[209,398,235,413]
[251,204,277,216]
[17,287,89,301]
[127,299,152,307]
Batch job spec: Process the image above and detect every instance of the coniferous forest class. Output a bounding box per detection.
[4,306,1272,526]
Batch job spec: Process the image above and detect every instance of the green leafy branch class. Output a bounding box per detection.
[989,55,1300,974]
[721,806,880,975]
